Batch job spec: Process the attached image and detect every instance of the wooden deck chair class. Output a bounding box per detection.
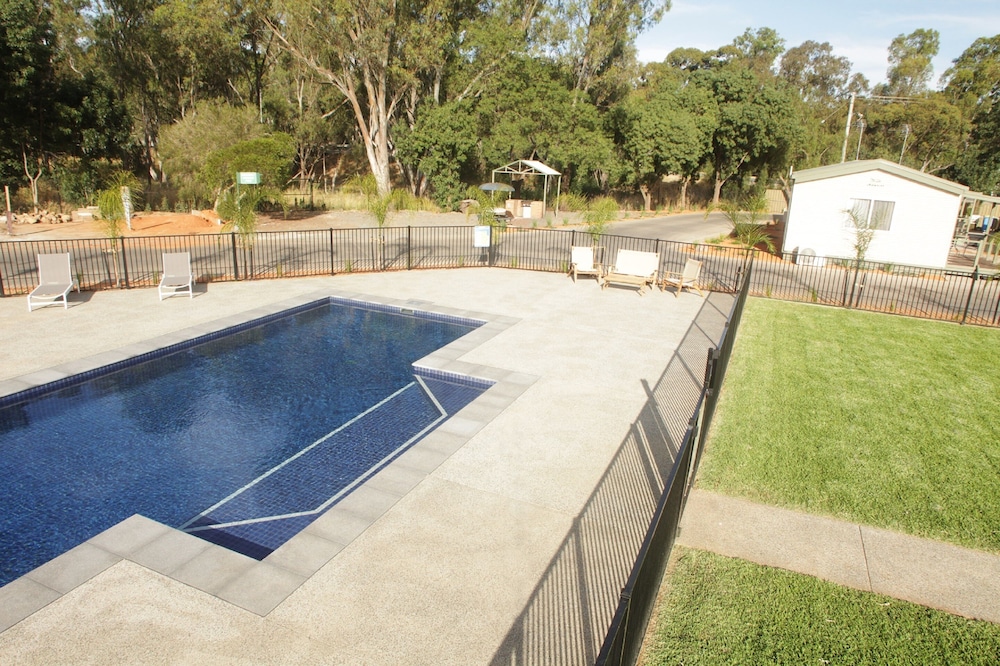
[27,253,79,311]
[159,252,194,300]
[601,249,660,295]
[569,246,603,282]
[661,258,704,297]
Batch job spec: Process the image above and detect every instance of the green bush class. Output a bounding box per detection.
[199,134,297,204]
[559,192,588,212]
[582,197,618,241]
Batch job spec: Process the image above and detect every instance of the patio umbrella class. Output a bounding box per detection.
[479,182,514,192]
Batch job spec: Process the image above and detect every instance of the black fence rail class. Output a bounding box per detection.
[0,227,753,297]
[596,253,755,666]
[4,228,999,329]
[753,254,1000,326]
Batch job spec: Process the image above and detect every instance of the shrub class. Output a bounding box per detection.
[559,192,588,212]
[582,197,618,242]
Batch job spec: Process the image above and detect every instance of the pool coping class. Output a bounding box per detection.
[0,289,534,631]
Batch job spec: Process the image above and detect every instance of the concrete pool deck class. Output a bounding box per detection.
[0,268,718,664]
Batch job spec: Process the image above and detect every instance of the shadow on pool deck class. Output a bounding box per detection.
[491,291,735,664]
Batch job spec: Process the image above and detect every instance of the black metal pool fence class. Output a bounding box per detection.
[2,226,998,327]
[595,254,753,666]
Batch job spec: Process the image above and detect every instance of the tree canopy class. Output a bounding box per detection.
[1,1,998,211]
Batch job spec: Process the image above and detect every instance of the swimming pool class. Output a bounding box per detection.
[0,298,490,587]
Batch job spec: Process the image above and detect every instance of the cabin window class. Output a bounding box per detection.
[848,198,894,231]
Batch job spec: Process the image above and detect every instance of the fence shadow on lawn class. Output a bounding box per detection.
[489,291,736,666]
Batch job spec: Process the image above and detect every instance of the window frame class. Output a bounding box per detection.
[847,198,894,231]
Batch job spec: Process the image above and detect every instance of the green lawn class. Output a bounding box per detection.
[698,299,1000,552]
[640,548,1000,665]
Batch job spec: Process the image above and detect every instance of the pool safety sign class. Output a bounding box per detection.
[473,225,491,248]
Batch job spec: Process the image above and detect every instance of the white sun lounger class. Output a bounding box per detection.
[27,253,79,311]
[159,252,194,300]
[601,249,660,295]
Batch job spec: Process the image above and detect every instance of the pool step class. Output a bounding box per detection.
[182,375,485,558]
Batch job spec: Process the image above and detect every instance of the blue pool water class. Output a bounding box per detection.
[0,299,489,586]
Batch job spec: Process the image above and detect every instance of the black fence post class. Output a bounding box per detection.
[329,228,335,275]
[847,259,862,308]
[407,226,412,270]
[230,233,240,280]
[961,268,979,324]
[119,237,130,289]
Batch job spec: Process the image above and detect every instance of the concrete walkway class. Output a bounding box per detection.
[677,489,1000,624]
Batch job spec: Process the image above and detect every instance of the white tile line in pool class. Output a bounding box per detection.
[0,289,534,632]
[182,380,448,532]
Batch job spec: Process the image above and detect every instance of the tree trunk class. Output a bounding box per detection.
[713,170,724,205]
[22,149,42,213]
[640,183,651,212]
[680,178,689,210]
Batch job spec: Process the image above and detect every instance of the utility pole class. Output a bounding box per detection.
[855,115,866,160]
[840,93,915,163]
[841,92,856,163]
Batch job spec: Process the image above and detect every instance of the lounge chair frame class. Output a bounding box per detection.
[159,252,194,300]
[27,253,79,312]
[661,258,704,297]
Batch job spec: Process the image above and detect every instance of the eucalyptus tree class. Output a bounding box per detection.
[393,98,477,207]
[779,40,851,104]
[92,0,181,179]
[263,51,355,185]
[152,0,246,116]
[882,28,939,96]
[541,0,669,107]
[723,26,784,79]
[0,0,130,205]
[779,41,858,168]
[942,35,1000,114]
[473,55,613,194]
[943,35,1000,192]
[268,0,537,197]
[957,100,1000,194]
[398,54,612,206]
[862,96,963,173]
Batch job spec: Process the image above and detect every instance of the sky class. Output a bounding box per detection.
[635,0,1000,88]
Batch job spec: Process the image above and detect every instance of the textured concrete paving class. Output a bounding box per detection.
[678,489,1000,624]
[0,268,710,663]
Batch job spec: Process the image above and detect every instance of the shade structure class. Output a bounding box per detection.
[490,160,562,215]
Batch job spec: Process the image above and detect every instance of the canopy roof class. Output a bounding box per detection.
[492,159,561,177]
